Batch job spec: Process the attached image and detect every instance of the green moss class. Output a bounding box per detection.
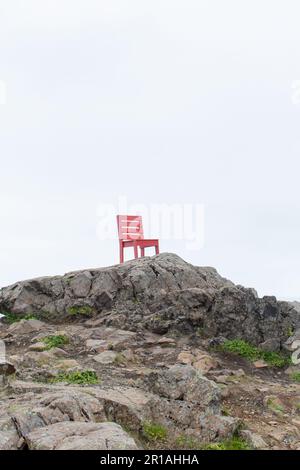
[202,436,251,451]
[42,335,69,350]
[50,370,99,385]
[2,312,37,324]
[142,422,168,442]
[221,339,290,368]
[290,372,300,383]
[67,306,93,316]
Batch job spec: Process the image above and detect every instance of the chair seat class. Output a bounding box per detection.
[122,239,159,247]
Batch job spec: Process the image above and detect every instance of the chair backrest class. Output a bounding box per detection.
[117,215,144,241]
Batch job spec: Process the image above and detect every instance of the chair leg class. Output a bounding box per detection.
[141,247,145,257]
[134,243,138,259]
[119,242,124,264]
[155,242,159,255]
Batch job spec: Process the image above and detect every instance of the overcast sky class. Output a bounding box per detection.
[1,1,300,299]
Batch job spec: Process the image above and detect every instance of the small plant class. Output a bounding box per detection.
[175,435,201,449]
[142,422,168,442]
[50,370,99,385]
[3,312,37,324]
[202,436,251,451]
[42,335,69,350]
[67,306,93,316]
[290,372,300,383]
[221,339,290,368]
[221,407,230,416]
[287,326,294,337]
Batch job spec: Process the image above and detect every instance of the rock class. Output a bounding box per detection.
[145,364,220,410]
[0,361,16,376]
[93,351,118,365]
[28,342,48,352]
[259,339,280,352]
[253,360,268,368]
[198,414,240,441]
[55,359,81,370]
[193,355,219,373]
[285,365,300,375]
[240,430,268,449]
[157,337,176,346]
[0,430,20,450]
[86,339,109,352]
[264,396,285,414]
[7,320,46,335]
[69,273,92,298]
[177,351,194,365]
[26,421,139,450]
[1,253,298,348]
[21,348,68,368]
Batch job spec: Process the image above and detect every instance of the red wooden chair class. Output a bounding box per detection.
[117,215,159,263]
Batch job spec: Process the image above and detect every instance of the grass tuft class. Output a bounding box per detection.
[42,334,69,350]
[202,436,251,450]
[290,372,300,383]
[67,306,93,316]
[2,312,37,324]
[50,370,99,385]
[142,422,168,442]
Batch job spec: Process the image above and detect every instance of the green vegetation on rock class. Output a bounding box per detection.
[2,312,37,324]
[202,435,251,450]
[290,372,300,383]
[50,370,99,385]
[221,339,290,368]
[42,335,69,350]
[67,306,93,316]
[142,422,168,442]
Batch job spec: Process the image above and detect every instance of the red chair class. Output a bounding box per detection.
[117,215,159,263]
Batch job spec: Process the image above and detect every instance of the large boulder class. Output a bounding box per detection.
[0,253,299,348]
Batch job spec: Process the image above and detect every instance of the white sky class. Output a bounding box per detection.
[1,0,300,299]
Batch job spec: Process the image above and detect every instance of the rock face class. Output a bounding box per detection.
[0,253,299,349]
[26,422,139,450]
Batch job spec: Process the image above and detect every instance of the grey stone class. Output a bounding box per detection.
[26,421,139,450]
[240,429,268,449]
[0,361,16,376]
[93,351,118,364]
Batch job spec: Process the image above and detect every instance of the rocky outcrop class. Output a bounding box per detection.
[1,253,299,349]
[1,254,300,450]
